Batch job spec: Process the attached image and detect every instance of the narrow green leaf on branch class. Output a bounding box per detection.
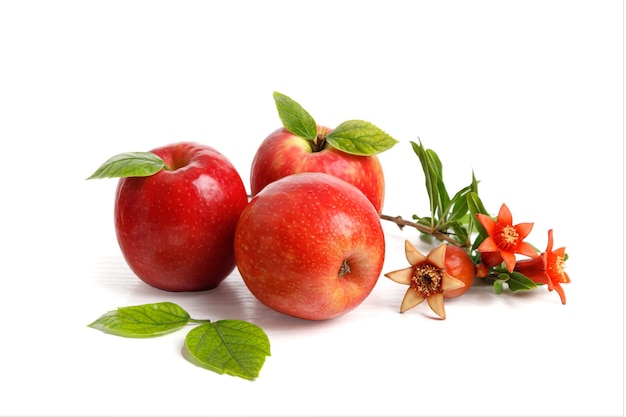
[448,184,473,224]
[273,91,318,140]
[467,191,490,250]
[88,302,191,337]
[326,120,398,155]
[447,220,470,246]
[411,140,447,226]
[183,320,271,381]
[427,149,450,221]
[87,152,165,179]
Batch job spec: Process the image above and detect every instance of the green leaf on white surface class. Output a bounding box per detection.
[273,91,318,140]
[183,320,271,381]
[86,151,165,179]
[88,302,191,337]
[327,120,398,156]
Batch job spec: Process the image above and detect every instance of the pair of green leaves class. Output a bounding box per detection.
[273,91,398,156]
[88,302,271,380]
[410,140,488,248]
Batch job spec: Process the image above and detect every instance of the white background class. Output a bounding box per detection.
[0,1,623,416]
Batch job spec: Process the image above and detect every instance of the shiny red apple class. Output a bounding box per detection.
[114,142,248,291]
[250,125,386,214]
[234,172,386,320]
[248,92,398,216]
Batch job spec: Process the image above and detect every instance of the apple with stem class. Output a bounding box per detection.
[234,172,386,321]
[88,142,248,292]
[250,92,398,215]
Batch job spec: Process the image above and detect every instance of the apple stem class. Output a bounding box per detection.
[380,214,465,248]
[338,259,351,277]
[311,129,329,152]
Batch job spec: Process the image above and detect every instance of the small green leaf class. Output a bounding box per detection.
[411,141,437,227]
[447,220,469,246]
[411,140,450,227]
[88,302,191,338]
[273,91,317,140]
[467,191,490,249]
[448,184,472,223]
[184,320,271,381]
[415,216,433,227]
[326,120,398,156]
[494,279,505,295]
[506,271,538,291]
[425,149,449,220]
[470,171,480,194]
[467,190,488,217]
[87,152,165,179]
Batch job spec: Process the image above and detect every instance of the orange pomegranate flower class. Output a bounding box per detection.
[514,229,570,304]
[476,203,538,272]
[384,241,465,319]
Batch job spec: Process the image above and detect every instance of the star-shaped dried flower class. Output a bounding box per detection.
[384,240,465,319]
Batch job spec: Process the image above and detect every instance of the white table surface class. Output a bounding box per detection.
[1,1,623,416]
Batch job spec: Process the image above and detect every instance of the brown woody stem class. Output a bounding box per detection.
[379,214,464,247]
[311,127,330,152]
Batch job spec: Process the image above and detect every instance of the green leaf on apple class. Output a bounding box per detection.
[86,151,165,179]
[273,91,318,141]
[87,302,191,337]
[326,120,399,156]
[273,91,398,156]
[183,320,271,381]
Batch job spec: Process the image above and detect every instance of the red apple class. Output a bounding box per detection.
[114,142,248,291]
[234,172,385,320]
[250,126,386,214]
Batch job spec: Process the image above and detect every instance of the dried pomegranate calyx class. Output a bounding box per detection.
[384,241,465,319]
[411,263,443,297]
